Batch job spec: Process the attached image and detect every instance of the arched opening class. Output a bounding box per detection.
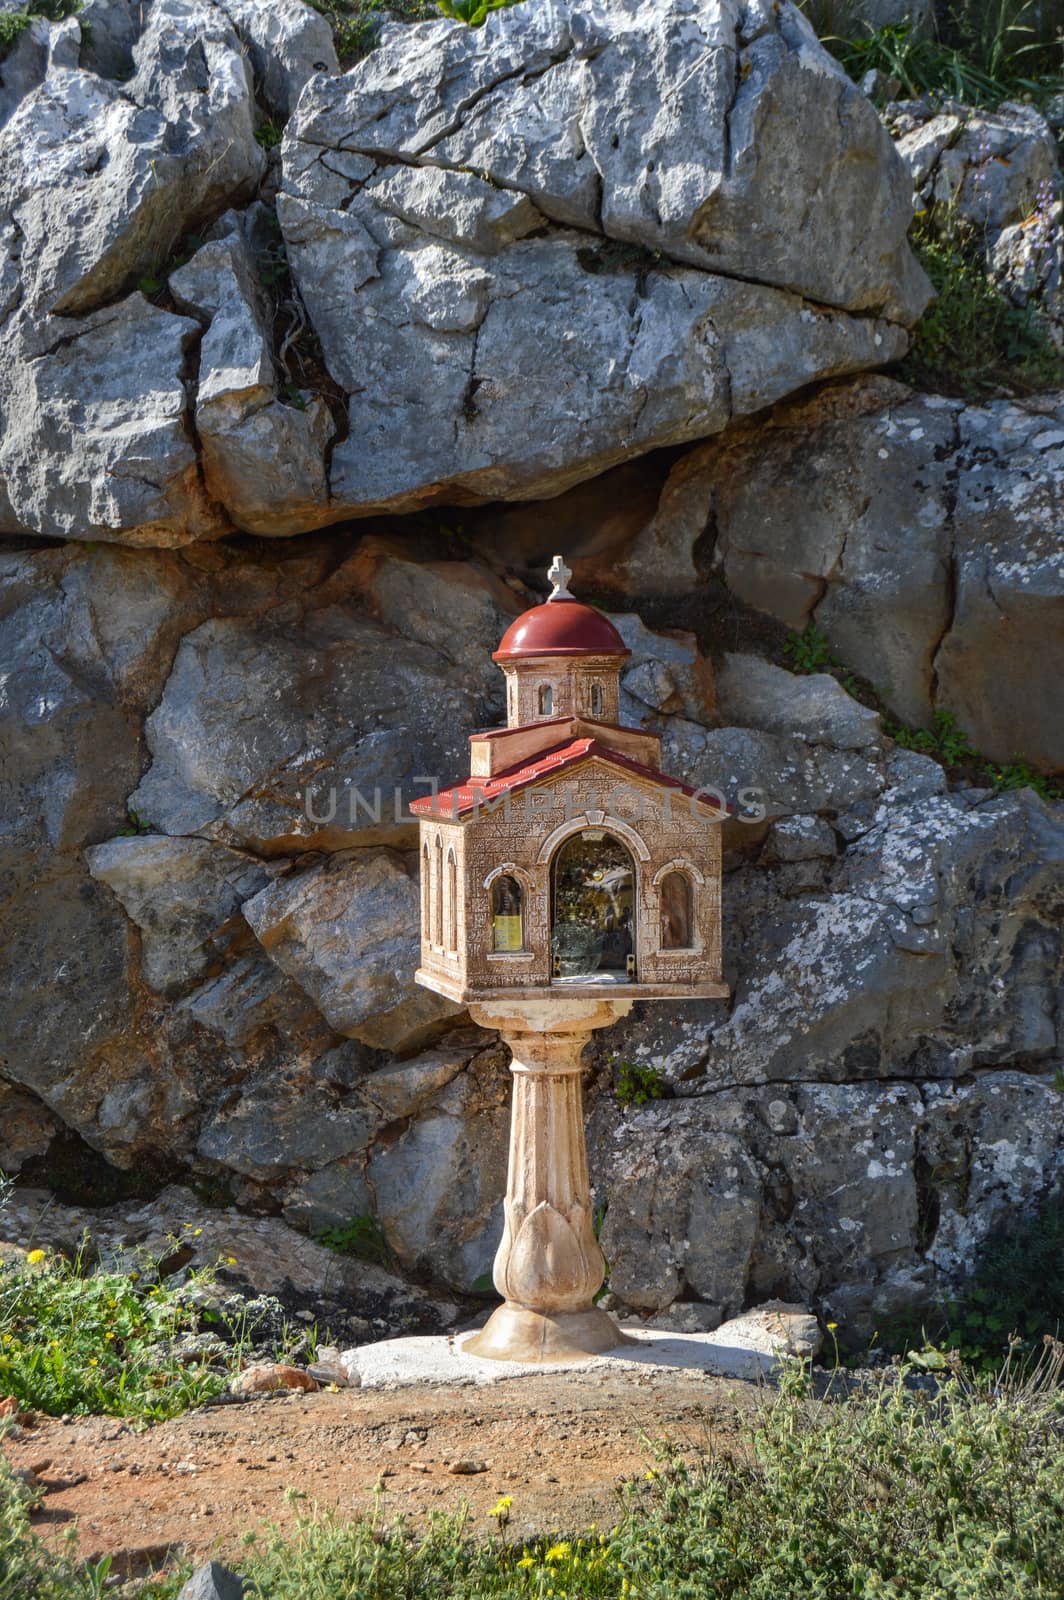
[551,830,635,983]
[491,874,524,951]
[447,849,458,952]
[434,835,443,946]
[537,683,553,716]
[422,843,430,940]
[660,870,693,949]
[589,681,603,718]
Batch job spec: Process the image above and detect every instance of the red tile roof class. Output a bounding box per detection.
[409,738,728,820]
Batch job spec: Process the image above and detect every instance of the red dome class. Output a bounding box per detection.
[493,598,630,661]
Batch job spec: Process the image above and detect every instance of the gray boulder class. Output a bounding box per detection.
[242,850,461,1052]
[698,379,1064,769]
[277,0,925,517]
[933,403,1064,770]
[718,654,881,749]
[86,835,274,995]
[0,294,228,546]
[215,0,338,117]
[0,0,264,320]
[170,231,334,535]
[177,1562,247,1600]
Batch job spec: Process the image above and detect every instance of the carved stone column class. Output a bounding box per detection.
[465,998,635,1362]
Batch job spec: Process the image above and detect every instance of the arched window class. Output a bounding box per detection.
[447,849,458,952]
[660,870,693,950]
[434,835,443,946]
[537,683,553,716]
[551,831,635,980]
[491,874,523,951]
[590,681,604,717]
[422,843,430,940]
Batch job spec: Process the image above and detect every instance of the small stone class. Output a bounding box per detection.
[177,1561,248,1600]
[446,1459,488,1476]
[306,1362,348,1387]
[231,1363,318,1397]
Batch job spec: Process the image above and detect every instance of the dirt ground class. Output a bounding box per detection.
[6,1367,758,1580]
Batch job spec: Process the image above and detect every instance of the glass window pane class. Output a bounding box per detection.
[552,832,634,980]
[538,684,553,715]
[661,871,692,949]
[492,874,523,951]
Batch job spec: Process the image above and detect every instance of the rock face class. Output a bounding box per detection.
[888,98,1064,342]
[2,531,1061,1338]
[0,0,927,543]
[279,0,925,515]
[592,777,1064,1336]
[0,0,1059,1347]
[632,377,1062,772]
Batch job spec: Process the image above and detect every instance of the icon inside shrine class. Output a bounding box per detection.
[412,558,728,1362]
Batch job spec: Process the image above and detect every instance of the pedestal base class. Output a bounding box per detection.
[462,1303,636,1363]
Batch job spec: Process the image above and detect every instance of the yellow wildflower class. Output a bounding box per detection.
[488,1496,513,1518]
[26,1249,46,1265]
[226,1256,237,1266]
[516,1556,536,1569]
[193,1228,203,1237]
[544,1542,571,1564]
[827,1322,839,1330]
[105,1331,115,1341]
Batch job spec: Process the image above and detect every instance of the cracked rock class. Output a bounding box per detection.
[278,0,924,516]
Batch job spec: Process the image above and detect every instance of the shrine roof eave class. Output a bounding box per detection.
[409,738,732,821]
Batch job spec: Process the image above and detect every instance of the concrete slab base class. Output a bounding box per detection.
[341,1306,819,1391]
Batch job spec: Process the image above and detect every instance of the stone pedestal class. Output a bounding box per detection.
[465,998,635,1362]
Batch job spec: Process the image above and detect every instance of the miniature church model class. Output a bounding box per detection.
[412,556,728,1005]
[411,560,729,1365]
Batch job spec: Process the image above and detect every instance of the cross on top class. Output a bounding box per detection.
[547,554,574,600]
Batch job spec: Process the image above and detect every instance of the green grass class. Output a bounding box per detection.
[6,1359,1064,1597]
[612,1058,666,1107]
[805,0,1064,107]
[0,1246,231,1421]
[307,0,434,66]
[0,0,82,65]
[316,1213,393,1267]
[896,220,1064,400]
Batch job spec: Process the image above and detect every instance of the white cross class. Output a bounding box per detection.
[547,553,574,600]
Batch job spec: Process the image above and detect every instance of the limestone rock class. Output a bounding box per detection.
[616,613,717,725]
[762,814,838,864]
[170,232,334,535]
[0,11,79,129]
[721,1300,823,1358]
[890,99,1059,238]
[933,403,1064,769]
[214,0,338,117]
[86,835,273,995]
[129,601,492,849]
[365,1064,509,1289]
[242,850,460,1052]
[713,382,959,728]
[718,654,882,749]
[0,295,228,546]
[0,0,264,320]
[887,99,1063,343]
[699,380,1064,768]
[1,1183,457,1330]
[177,1562,247,1600]
[661,723,883,824]
[278,0,924,517]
